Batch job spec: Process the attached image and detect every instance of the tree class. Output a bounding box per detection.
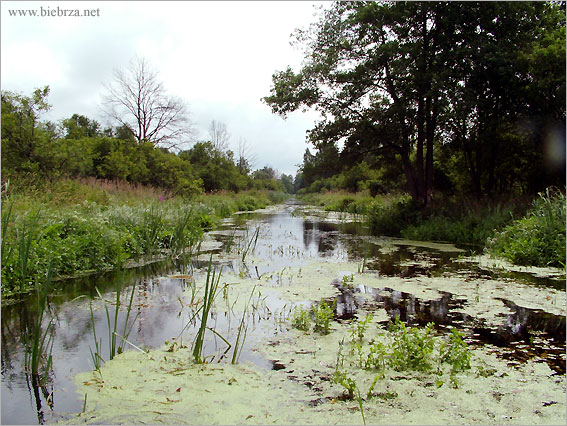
[264,2,564,203]
[1,86,52,173]
[61,113,101,139]
[236,137,256,175]
[208,120,230,152]
[102,56,193,149]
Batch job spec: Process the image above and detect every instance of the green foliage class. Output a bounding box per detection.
[312,300,335,335]
[290,300,335,334]
[401,202,517,246]
[367,193,421,236]
[350,314,373,343]
[439,328,471,376]
[388,318,436,372]
[487,188,566,267]
[291,306,312,331]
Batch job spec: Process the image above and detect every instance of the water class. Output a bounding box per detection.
[1,202,565,424]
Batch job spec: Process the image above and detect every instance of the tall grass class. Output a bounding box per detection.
[24,262,55,384]
[192,258,223,363]
[487,188,566,267]
[1,174,286,298]
[89,274,139,369]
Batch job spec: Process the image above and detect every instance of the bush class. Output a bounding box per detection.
[367,193,421,236]
[487,188,566,267]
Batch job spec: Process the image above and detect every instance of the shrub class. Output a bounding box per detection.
[367,193,421,236]
[487,188,566,267]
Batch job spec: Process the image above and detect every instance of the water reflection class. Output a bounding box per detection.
[330,280,566,374]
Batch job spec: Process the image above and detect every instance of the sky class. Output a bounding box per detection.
[1,1,327,176]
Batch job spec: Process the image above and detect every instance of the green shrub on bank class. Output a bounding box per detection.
[1,177,289,297]
[486,188,566,267]
[367,193,421,236]
[401,205,515,246]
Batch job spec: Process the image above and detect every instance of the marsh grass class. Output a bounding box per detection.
[192,258,223,363]
[241,225,260,262]
[89,274,139,369]
[24,262,55,384]
[487,187,566,267]
[231,285,257,364]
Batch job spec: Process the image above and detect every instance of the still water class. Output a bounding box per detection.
[1,202,564,424]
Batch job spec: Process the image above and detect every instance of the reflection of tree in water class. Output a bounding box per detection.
[334,283,566,374]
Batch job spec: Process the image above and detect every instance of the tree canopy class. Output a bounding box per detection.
[264,1,566,202]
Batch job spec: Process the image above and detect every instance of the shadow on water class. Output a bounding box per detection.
[329,279,566,375]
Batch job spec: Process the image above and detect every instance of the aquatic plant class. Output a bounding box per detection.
[192,258,223,363]
[364,341,387,372]
[231,285,257,364]
[89,274,139,368]
[241,225,260,262]
[291,306,312,331]
[312,300,335,335]
[440,327,471,386]
[487,187,566,267]
[350,313,373,342]
[388,318,436,372]
[25,264,55,383]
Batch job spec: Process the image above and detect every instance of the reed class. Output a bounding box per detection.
[16,210,42,292]
[25,262,54,383]
[231,285,257,364]
[241,225,260,262]
[192,257,223,363]
[89,274,139,368]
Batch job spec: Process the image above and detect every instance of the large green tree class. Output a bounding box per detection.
[264,1,565,203]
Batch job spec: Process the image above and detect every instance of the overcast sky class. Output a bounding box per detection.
[1,1,326,176]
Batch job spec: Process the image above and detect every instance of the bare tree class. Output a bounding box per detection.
[236,137,257,174]
[103,56,193,149]
[208,120,230,152]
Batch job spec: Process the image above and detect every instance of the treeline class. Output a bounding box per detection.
[1,88,294,196]
[267,2,565,201]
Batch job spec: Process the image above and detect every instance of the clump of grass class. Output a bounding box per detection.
[24,262,55,384]
[89,274,139,369]
[192,258,223,363]
[487,187,566,267]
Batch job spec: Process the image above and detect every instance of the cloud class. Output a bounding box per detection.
[1,1,326,175]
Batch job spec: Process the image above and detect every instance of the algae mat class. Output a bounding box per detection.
[64,258,565,425]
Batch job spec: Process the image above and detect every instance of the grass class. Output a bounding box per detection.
[24,262,55,384]
[1,175,287,299]
[192,257,223,363]
[301,188,564,267]
[88,272,139,369]
[486,188,566,267]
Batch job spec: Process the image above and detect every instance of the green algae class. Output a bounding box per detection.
[64,256,565,425]
[60,205,565,425]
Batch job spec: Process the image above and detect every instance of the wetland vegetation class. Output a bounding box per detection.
[2,1,565,425]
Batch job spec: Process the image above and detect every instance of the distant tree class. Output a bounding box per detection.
[61,113,101,139]
[208,120,230,152]
[280,173,294,193]
[102,56,193,149]
[236,137,256,175]
[1,86,52,173]
[253,166,277,180]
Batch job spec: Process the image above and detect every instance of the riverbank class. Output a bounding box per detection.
[1,176,289,299]
[299,189,566,268]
